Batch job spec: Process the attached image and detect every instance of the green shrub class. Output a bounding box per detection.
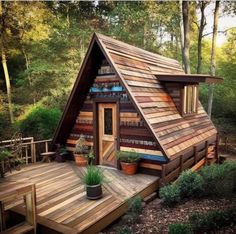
[159,184,180,206]
[169,223,193,234]
[176,170,204,198]
[189,208,236,233]
[0,149,11,161]
[128,195,142,215]
[82,166,105,185]
[19,106,61,140]
[116,225,132,234]
[199,161,236,197]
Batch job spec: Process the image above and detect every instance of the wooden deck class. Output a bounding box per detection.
[2,162,159,234]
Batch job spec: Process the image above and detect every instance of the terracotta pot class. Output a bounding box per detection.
[86,184,102,200]
[74,154,87,166]
[120,161,138,175]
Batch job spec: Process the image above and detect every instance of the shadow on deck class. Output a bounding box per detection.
[4,162,159,234]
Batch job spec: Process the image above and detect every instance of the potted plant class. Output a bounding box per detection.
[0,149,11,178]
[15,158,24,171]
[85,151,95,165]
[74,135,89,166]
[55,144,68,163]
[83,166,105,200]
[116,150,140,175]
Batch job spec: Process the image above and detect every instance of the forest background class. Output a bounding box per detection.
[0,1,236,141]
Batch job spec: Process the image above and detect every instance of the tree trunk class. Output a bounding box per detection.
[1,48,14,124]
[197,2,207,74]
[0,1,14,123]
[182,1,191,74]
[207,1,220,118]
[179,0,185,69]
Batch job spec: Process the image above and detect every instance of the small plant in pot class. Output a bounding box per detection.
[116,150,140,175]
[0,149,11,178]
[74,135,89,166]
[55,144,68,163]
[83,166,105,200]
[85,150,95,165]
[15,158,24,171]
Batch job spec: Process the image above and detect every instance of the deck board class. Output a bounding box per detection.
[3,162,159,234]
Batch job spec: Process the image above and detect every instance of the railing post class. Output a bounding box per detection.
[215,133,219,163]
[180,155,183,173]
[204,140,209,165]
[161,164,166,186]
[194,146,197,164]
[45,141,48,153]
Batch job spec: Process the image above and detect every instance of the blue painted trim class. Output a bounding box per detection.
[140,154,167,162]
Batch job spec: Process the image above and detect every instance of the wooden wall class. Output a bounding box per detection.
[66,61,165,167]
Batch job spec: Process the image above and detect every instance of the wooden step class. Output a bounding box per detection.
[2,222,34,234]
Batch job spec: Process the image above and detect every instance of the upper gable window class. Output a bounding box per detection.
[182,85,198,115]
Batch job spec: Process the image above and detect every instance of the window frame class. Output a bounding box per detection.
[181,83,199,116]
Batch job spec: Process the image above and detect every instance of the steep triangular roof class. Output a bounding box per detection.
[53,33,217,161]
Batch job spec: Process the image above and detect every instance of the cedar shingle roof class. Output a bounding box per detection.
[53,33,218,161]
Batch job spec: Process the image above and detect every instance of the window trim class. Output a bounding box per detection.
[181,84,199,116]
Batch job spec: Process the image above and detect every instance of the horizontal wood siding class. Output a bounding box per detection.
[66,64,165,165]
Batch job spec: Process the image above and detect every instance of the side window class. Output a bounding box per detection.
[182,85,198,115]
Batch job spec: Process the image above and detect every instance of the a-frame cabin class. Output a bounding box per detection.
[53,33,223,181]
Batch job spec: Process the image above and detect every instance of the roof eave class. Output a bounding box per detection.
[155,74,223,84]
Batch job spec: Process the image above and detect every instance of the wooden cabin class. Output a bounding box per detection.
[53,33,223,182]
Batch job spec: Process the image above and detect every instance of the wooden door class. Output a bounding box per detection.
[98,103,117,167]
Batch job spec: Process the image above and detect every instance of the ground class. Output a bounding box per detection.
[100,195,236,234]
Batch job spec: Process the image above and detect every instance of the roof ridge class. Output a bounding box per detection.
[95,32,181,65]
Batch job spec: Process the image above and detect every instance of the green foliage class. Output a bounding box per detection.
[74,135,89,154]
[19,106,61,140]
[161,162,236,206]
[116,225,132,234]
[128,195,143,215]
[0,149,11,161]
[83,166,105,186]
[199,161,236,197]
[189,208,236,233]
[159,184,180,207]
[169,223,193,234]
[176,170,204,198]
[116,150,140,163]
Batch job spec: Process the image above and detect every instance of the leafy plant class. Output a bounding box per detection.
[85,151,95,165]
[159,184,180,207]
[116,225,131,234]
[199,161,236,197]
[128,195,143,215]
[189,208,236,233]
[176,170,204,198]
[169,223,193,234]
[74,135,89,154]
[0,149,11,161]
[19,107,61,140]
[83,166,105,186]
[116,150,140,163]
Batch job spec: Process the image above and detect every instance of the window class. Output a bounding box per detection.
[104,108,113,135]
[182,85,198,115]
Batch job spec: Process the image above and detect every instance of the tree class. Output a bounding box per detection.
[0,1,14,123]
[196,1,208,74]
[181,1,191,74]
[207,1,220,118]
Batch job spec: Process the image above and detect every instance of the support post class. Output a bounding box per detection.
[194,146,197,164]
[215,133,219,163]
[161,164,166,186]
[0,201,5,232]
[180,155,183,173]
[204,140,209,165]
[45,141,48,153]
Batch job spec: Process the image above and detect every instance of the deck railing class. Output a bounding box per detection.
[0,137,52,164]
